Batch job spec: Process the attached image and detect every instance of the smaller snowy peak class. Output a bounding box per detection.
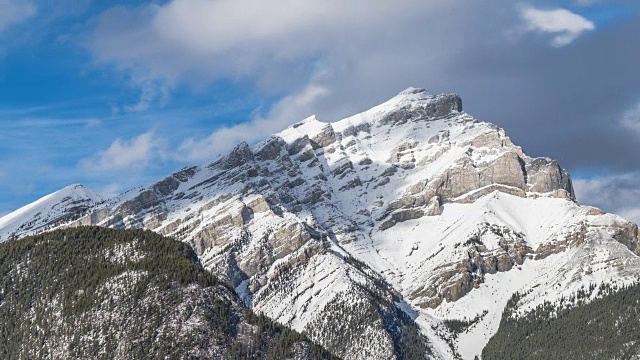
[294,114,322,127]
[57,184,105,201]
[278,115,329,144]
[379,86,435,108]
[385,86,461,110]
[0,184,105,242]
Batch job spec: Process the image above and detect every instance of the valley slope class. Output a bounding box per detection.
[0,226,335,359]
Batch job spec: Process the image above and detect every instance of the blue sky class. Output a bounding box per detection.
[1,0,640,222]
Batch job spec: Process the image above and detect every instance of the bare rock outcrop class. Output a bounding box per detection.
[425,196,441,216]
[412,224,531,309]
[379,92,462,126]
[441,158,481,199]
[526,158,575,199]
[534,222,588,260]
[479,152,526,190]
[611,220,640,256]
[310,124,337,149]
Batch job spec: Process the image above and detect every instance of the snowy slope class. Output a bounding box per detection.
[1,87,639,359]
[0,184,104,242]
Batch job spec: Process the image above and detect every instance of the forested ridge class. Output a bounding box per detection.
[483,281,640,359]
[0,226,337,359]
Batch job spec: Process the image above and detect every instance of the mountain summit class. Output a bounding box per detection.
[0,184,104,242]
[2,87,639,359]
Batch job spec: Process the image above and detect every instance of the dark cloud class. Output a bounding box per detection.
[574,172,640,223]
[444,13,640,173]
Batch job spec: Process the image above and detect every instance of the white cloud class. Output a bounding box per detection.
[99,182,124,198]
[87,0,512,163]
[0,0,36,33]
[86,0,458,106]
[573,0,599,5]
[179,84,329,162]
[520,6,595,47]
[79,132,167,171]
[621,101,640,132]
[573,173,640,224]
[89,0,411,76]
[123,78,171,112]
[85,119,102,128]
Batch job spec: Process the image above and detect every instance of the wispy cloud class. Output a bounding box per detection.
[99,182,124,198]
[621,101,640,133]
[85,0,442,108]
[520,6,595,47]
[0,117,103,129]
[574,172,640,224]
[0,0,36,33]
[574,0,598,5]
[122,78,172,113]
[79,132,167,171]
[179,84,329,162]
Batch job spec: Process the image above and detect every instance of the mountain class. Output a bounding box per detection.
[0,226,336,360]
[2,87,639,359]
[0,184,104,242]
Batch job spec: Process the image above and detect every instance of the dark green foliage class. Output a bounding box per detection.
[483,282,640,359]
[0,226,336,359]
[231,310,338,360]
[394,300,435,360]
[443,310,488,339]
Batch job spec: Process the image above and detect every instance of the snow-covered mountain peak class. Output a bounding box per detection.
[376,86,462,118]
[2,87,639,359]
[58,183,102,198]
[278,88,464,145]
[397,86,428,95]
[0,184,104,242]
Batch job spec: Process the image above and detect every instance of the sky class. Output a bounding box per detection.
[0,0,640,223]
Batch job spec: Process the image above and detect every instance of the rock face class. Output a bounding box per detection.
[425,196,441,216]
[410,224,531,308]
[526,158,575,198]
[2,87,640,360]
